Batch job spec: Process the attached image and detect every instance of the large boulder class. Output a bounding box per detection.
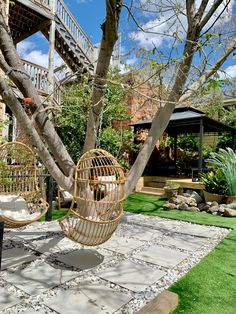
[224,208,236,217]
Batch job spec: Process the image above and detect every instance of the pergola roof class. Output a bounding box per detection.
[130,106,235,135]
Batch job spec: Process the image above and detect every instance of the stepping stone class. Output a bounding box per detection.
[10,230,47,241]
[101,236,143,254]
[29,235,68,254]
[56,249,108,270]
[5,261,79,295]
[179,224,217,238]
[98,260,166,292]
[162,233,207,251]
[2,247,38,270]
[118,224,163,242]
[0,286,20,310]
[45,280,131,314]
[133,245,189,268]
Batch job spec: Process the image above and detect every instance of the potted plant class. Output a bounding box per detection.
[200,170,227,203]
[164,183,181,200]
[206,148,236,203]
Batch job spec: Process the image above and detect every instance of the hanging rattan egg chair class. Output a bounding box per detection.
[0,142,48,228]
[59,149,125,246]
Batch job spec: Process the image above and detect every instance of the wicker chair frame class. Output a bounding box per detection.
[0,142,48,228]
[59,149,125,246]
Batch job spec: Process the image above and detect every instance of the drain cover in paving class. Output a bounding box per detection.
[5,261,80,295]
[133,245,189,268]
[45,280,131,314]
[2,247,38,270]
[0,286,20,310]
[56,249,106,270]
[98,260,166,292]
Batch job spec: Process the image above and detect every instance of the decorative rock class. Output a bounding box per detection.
[212,212,218,215]
[178,202,189,211]
[218,206,225,214]
[211,201,219,207]
[208,206,219,214]
[201,205,210,212]
[163,203,177,210]
[183,192,191,197]
[224,208,236,217]
[198,203,206,210]
[227,203,236,210]
[190,191,203,204]
[186,206,199,212]
[185,198,197,207]
[138,290,179,314]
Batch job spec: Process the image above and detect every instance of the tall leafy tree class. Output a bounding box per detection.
[0,0,235,198]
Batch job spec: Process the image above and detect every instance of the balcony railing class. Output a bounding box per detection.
[56,0,95,63]
[22,59,61,104]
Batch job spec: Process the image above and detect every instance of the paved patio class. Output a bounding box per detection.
[0,213,229,314]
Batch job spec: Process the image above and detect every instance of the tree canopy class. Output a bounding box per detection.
[0,0,236,197]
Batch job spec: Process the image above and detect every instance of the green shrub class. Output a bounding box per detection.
[206,148,236,196]
[200,170,228,195]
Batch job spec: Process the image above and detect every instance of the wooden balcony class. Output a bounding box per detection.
[22,59,61,104]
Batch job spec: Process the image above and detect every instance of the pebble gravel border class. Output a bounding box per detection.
[0,214,231,314]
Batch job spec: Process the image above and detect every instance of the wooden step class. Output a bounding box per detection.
[140,186,165,196]
[145,181,165,188]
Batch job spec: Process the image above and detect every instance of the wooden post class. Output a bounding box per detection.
[174,133,177,174]
[48,0,56,107]
[198,119,204,173]
[0,221,4,271]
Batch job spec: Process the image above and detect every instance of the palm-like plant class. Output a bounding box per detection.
[206,148,236,196]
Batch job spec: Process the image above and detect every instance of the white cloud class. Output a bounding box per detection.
[131,0,235,49]
[219,65,236,79]
[17,40,63,68]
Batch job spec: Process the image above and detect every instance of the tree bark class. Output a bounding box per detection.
[0,12,75,177]
[83,0,122,152]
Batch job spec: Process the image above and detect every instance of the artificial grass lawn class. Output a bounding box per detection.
[125,193,236,314]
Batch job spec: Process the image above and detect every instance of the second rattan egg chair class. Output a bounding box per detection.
[0,142,48,228]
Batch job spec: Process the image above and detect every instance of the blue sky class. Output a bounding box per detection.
[17,0,236,80]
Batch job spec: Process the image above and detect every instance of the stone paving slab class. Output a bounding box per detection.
[98,260,166,292]
[133,245,189,268]
[5,261,80,295]
[2,247,38,270]
[0,286,21,310]
[56,248,110,270]
[117,224,163,242]
[178,224,217,238]
[9,230,47,241]
[100,235,144,254]
[45,280,132,314]
[28,235,67,254]
[124,215,183,232]
[161,233,207,251]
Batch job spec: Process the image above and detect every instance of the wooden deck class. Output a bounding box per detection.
[136,176,205,193]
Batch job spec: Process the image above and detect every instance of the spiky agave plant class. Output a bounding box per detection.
[206,148,236,196]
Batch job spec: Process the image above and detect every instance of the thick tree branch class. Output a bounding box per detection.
[83,0,122,152]
[180,32,236,102]
[0,12,74,177]
[0,77,73,192]
[200,0,225,29]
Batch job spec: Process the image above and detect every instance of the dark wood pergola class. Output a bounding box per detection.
[131,106,236,176]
